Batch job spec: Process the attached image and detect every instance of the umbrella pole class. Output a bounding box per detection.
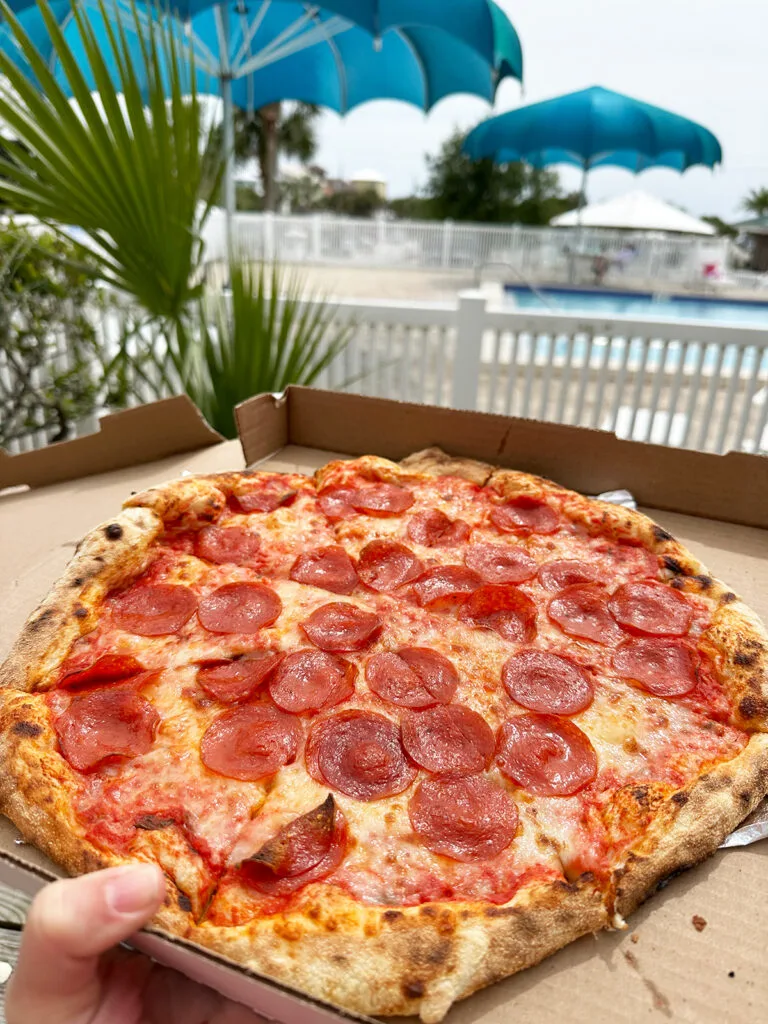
[221,3,235,257]
[577,163,589,227]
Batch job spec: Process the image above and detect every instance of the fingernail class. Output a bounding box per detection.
[105,865,164,916]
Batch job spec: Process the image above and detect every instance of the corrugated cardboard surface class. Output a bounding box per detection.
[1,390,767,1023]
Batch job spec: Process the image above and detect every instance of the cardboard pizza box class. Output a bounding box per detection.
[1,387,767,1024]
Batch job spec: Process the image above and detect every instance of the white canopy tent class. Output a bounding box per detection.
[551,190,715,235]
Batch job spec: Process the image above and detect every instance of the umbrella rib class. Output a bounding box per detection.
[232,0,270,72]
[237,15,351,76]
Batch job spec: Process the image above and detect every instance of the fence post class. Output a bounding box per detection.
[451,290,487,411]
[264,212,275,262]
[441,219,454,268]
[311,214,322,261]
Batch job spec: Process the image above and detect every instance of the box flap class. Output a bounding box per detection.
[0,396,223,491]
[235,388,768,529]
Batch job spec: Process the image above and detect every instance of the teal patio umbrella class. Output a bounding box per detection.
[463,86,722,217]
[3,0,524,245]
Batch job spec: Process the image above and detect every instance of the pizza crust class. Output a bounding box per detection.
[613,731,768,917]
[184,877,606,1022]
[0,506,162,693]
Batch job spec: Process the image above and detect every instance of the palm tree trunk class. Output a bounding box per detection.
[259,102,281,212]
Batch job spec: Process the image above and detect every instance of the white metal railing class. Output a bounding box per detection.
[3,292,767,457]
[202,209,735,291]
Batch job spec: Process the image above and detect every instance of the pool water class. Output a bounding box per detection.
[505,286,768,327]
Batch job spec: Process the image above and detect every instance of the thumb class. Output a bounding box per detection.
[5,863,166,1024]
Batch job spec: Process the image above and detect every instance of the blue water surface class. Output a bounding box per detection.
[505,286,768,327]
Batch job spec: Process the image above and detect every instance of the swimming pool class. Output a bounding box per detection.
[504,286,768,327]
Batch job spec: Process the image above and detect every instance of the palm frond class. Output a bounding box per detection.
[0,0,222,322]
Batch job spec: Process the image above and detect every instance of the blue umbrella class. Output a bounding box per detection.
[3,0,523,242]
[463,86,722,215]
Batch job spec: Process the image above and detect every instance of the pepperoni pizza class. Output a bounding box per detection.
[1,448,767,1022]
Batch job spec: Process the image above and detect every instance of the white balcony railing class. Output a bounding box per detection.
[3,292,767,458]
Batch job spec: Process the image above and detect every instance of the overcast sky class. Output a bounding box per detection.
[310,0,767,220]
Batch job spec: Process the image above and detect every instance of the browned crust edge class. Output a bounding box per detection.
[0,506,163,693]
[613,732,768,917]
[186,877,606,1023]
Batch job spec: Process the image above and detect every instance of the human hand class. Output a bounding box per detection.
[5,864,267,1023]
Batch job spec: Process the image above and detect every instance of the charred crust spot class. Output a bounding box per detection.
[721,592,738,604]
[135,814,177,831]
[733,651,758,667]
[306,906,320,921]
[653,526,674,542]
[383,910,403,924]
[30,609,54,631]
[663,556,687,575]
[426,942,450,966]
[739,791,752,805]
[484,906,517,918]
[12,721,42,738]
[741,696,768,720]
[655,865,692,892]
[331,955,347,966]
[739,695,768,720]
[694,575,713,590]
[419,906,437,918]
[670,578,684,590]
[177,892,192,913]
[631,785,651,807]
[403,980,425,1000]
[70,577,85,588]
[104,523,123,540]
[73,606,88,619]
[671,792,689,806]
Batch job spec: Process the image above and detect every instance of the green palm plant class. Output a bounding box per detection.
[0,0,220,324]
[115,261,356,439]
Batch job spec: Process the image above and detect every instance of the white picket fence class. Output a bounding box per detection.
[3,292,767,457]
[202,210,737,291]
[314,293,768,455]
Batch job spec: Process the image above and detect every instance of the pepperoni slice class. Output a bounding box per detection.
[459,584,537,643]
[464,544,537,584]
[612,638,699,697]
[357,540,424,593]
[490,497,559,536]
[496,713,598,796]
[306,710,416,801]
[301,602,381,652]
[194,526,261,566]
[608,582,693,637]
[198,583,281,634]
[241,798,348,896]
[318,487,357,520]
[407,510,470,548]
[409,775,518,862]
[290,546,358,595]
[113,584,197,636]
[200,705,301,781]
[365,648,458,708]
[401,705,495,776]
[412,566,482,609]
[548,584,624,645]
[319,484,414,519]
[350,484,414,517]
[55,686,159,772]
[60,654,145,689]
[197,651,283,703]
[502,650,594,715]
[269,650,356,713]
[538,560,599,592]
[234,487,297,513]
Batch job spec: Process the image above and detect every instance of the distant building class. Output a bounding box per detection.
[349,169,387,200]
